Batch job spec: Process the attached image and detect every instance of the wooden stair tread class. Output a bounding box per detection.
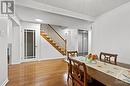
[40,32,66,55]
[41,32,47,35]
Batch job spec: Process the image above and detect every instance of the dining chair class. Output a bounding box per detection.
[99,52,118,65]
[67,51,78,81]
[67,51,78,58]
[68,57,88,86]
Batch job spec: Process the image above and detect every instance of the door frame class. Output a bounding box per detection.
[21,28,38,62]
[78,30,88,56]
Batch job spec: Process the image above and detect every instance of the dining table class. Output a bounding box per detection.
[65,56,130,86]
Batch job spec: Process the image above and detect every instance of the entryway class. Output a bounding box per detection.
[24,29,37,61]
[78,30,88,56]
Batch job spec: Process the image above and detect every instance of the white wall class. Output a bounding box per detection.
[11,22,21,64]
[53,27,78,51]
[0,17,8,86]
[92,2,130,64]
[53,26,91,52]
[88,28,92,53]
[40,37,62,60]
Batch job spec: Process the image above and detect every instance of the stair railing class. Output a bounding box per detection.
[41,24,67,54]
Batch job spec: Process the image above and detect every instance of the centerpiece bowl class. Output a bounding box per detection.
[86,53,98,64]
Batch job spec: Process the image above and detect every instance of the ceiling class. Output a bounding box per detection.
[16,6,91,28]
[32,0,130,17]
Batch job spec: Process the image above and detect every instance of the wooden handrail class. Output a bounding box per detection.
[48,24,67,55]
[48,24,66,41]
[65,39,67,54]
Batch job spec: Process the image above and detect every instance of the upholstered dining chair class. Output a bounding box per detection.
[68,57,88,86]
[99,52,118,65]
[67,51,78,81]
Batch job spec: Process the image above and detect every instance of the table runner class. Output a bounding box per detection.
[72,56,130,84]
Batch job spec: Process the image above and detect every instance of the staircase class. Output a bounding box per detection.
[40,24,67,55]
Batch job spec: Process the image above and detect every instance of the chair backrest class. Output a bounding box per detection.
[67,51,78,58]
[68,57,87,86]
[99,52,118,65]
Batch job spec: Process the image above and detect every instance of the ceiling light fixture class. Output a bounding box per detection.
[35,19,43,22]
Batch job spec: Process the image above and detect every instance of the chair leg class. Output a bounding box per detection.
[72,79,74,86]
[67,74,69,81]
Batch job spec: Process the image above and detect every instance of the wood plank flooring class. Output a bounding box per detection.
[6,59,70,86]
[6,59,110,86]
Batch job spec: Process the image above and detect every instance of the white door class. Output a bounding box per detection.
[24,29,37,61]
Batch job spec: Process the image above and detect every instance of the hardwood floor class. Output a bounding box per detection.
[6,59,70,86]
[6,59,106,86]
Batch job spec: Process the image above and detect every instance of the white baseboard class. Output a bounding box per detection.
[1,79,9,86]
[20,58,38,63]
[38,56,66,61]
[11,62,21,65]
[11,57,66,64]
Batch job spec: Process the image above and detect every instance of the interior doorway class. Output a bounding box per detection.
[78,30,88,56]
[24,29,36,60]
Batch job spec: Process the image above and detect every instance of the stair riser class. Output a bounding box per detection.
[41,34,66,55]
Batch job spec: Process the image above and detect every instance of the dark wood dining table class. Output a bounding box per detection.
[66,57,130,86]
